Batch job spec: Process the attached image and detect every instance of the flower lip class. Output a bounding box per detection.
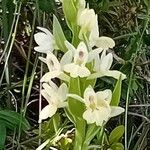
[63,41,90,78]
[88,95,97,111]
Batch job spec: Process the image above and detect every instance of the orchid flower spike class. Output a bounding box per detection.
[88,50,126,80]
[39,82,68,123]
[68,86,124,126]
[63,41,91,78]
[39,53,70,82]
[34,27,55,53]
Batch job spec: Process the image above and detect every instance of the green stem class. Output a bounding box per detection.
[73,119,86,150]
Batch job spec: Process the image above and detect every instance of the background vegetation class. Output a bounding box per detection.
[0,0,150,149]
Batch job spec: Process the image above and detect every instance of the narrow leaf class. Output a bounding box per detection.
[53,15,67,52]
[0,121,6,149]
[110,75,122,106]
[0,110,30,131]
[62,0,77,30]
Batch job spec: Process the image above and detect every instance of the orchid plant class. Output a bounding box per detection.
[34,0,126,149]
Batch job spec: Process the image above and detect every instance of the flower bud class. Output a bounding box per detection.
[77,8,97,38]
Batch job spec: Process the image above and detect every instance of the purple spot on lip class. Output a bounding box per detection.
[79,51,84,58]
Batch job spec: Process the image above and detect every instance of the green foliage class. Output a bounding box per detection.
[110,76,122,106]
[53,15,67,52]
[68,78,84,120]
[0,110,30,131]
[62,0,77,31]
[0,110,30,149]
[109,125,125,144]
[0,0,150,149]
[109,142,124,150]
[0,121,6,149]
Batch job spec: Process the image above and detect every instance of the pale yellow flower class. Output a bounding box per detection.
[68,86,124,126]
[39,82,68,123]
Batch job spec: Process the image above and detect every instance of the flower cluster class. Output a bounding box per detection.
[34,0,126,132]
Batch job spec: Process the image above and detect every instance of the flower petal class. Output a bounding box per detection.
[39,104,57,122]
[46,53,61,72]
[48,80,58,91]
[78,66,90,77]
[96,89,112,104]
[34,27,54,53]
[41,90,51,104]
[42,83,57,98]
[105,70,127,80]
[39,57,47,64]
[60,50,73,67]
[93,109,110,126]
[83,109,95,124]
[58,83,68,101]
[34,32,48,46]
[34,46,51,53]
[84,85,97,107]
[37,27,53,37]
[64,41,76,53]
[40,71,60,82]
[100,53,113,71]
[110,106,124,117]
[89,14,99,47]
[87,72,105,80]
[58,72,70,82]
[93,55,101,72]
[64,63,79,78]
[95,36,115,50]
[74,42,88,65]
[88,47,103,62]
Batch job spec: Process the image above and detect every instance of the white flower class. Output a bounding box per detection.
[39,82,68,123]
[39,53,70,82]
[34,27,54,53]
[77,8,97,39]
[88,50,126,80]
[89,16,115,49]
[63,41,91,78]
[68,86,124,126]
[77,8,115,50]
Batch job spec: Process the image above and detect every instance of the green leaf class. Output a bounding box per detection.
[68,78,85,119]
[84,124,100,145]
[110,142,124,150]
[62,0,77,30]
[53,15,67,52]
[110,75,122,106]
[109,125,125,144]
[0,110,30,131]
[0,121,6,149]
